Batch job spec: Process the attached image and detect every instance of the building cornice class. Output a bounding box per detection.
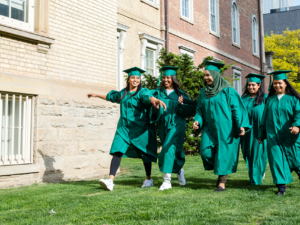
[139,32,165,45]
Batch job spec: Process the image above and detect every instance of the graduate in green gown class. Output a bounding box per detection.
[193,61,251,192]
[240,73,268,185]
[87,67,166,191]
[144,66,197,191]
[259,70,300,195]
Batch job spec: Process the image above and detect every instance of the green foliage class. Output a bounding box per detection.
[265,28,300,93]
[142,48,234,155]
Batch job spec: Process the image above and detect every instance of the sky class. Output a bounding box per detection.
[296,0,300,5]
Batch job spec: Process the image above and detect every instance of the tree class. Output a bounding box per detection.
[142,48,234,155]
[265,29,300,92]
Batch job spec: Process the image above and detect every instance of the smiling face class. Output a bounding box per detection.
[128,75,140,89]
[163,76,173,89]
[204,70,214,85]
[273,80,287,94]
[247,82,261,96]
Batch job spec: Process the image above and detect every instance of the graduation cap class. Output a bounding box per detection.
[245,73,266,84]
[204,60,225,73]
[123,67,146,77]
[267,70,293,90]
[158,66,180,86]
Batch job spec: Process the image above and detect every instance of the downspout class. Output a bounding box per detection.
[165,0,169,52]
[258,0,264,90]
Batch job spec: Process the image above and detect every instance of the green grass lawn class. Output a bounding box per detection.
[1,154,300,225]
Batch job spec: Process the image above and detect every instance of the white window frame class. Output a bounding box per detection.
[140,0,159,8]
[0,92,35,166]
[252,15,259,56]
[145,48,155,76]
[117,23,130,90]
[232,67,243,95]
[209,0,220,36]
[0,0,35,32]
[179,45,196,60]
[139,33,165,78]
[180,0,193,23]
[231,0,240,46]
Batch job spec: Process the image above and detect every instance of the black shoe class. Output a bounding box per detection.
[276,191,285,195]
[214,186,226,192]
[216,177,220,188]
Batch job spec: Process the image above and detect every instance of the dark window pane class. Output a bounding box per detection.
[0,2,9,17]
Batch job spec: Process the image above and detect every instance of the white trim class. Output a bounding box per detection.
[0,0,34,32]
[140,0,159,9]
[179,45,196,60]
[233,68,242,95]
[251,15,259,57]
[117,23,130,90]
[139,33,165,77]
[231,0,240,46]
[180,0,194,22]
[209,0,220,36]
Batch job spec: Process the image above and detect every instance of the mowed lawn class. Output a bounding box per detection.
[1,155,300,225]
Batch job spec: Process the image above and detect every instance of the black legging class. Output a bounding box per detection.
[109,152,152,177]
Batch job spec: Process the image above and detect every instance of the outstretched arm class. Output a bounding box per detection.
[87,93,107,101]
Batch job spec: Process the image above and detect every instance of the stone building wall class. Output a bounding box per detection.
[0,0,118,188]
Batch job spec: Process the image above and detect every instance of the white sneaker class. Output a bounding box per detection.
[141,179,153,188]
[263,173,266,180]
[99,178,114,191]
[177,169,186,186]
[159,182,172,191]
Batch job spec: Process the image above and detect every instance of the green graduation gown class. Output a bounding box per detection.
[143,89,196,173]
[106,88,158,163]
[259,93,300,184]
[194,87,251,175]
[240,94,268,185]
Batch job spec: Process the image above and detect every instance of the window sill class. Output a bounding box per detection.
[180,16,194,25]
[0,163,40,176]
[140,0,159,9]
[0,24,55,53]
[253,53,260,58]
[232,43,241,49]
[209,31,220,38]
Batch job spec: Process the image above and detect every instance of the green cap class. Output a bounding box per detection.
[267,70,293,91]
[123,67,146,77]
[204,60,225,73]
[267,70,293,80]
[245,73,266,84]
[158,66,180,86]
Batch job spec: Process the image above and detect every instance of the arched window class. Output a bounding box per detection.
[252,16,259,55]
[210,0,220,35]
[231,1,240,46]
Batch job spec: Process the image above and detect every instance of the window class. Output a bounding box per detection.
[139,33,164,77]
[179,45,196,60]
[232,67,243,95]
[0,93,34,166]
[210,0,219,35]
[231,1,240,46]
[145,49,155,75]
[0,0,34,32]
[252,16,259,56]
[140,0,159,8]
[181,0,193,22]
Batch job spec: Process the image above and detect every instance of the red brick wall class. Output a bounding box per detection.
[162,0,265,91]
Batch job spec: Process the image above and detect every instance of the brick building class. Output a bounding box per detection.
[161,0,268,93]
[0,0,119,188]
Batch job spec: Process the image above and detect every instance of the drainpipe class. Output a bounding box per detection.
[258,0,264,90]
[165,0,169,52]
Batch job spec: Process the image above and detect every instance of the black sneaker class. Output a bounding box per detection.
[214,186,226,192]
[276,191,285,195]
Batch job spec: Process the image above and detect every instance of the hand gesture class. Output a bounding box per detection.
[290,126,300,135]
[150,97,167,111]
[178,96,183,104]
[87,93,97,98]
[239,127,245,136]
[193,121,199,130]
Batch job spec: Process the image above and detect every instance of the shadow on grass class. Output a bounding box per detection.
[57,176,274,192]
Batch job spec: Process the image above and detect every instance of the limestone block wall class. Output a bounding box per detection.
[35,95,119,182]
